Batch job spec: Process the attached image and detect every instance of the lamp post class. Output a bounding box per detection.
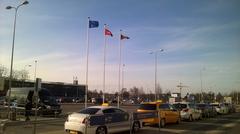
[149,49,164,101]
[34,60,37,80]
[6,0,29,117]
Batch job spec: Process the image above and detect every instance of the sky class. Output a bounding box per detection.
[0,0,240,96]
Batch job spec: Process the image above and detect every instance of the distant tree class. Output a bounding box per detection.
[122,88,130,100]
[91,89,99,98]
[0,64,8,77]
[156,84,162,99]
[216,92,224,103]
[19,69,29,81]
[129,86,139,99]
[99,90,103,96]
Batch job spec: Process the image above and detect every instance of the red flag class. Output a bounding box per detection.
[105,28,113,37]
[121,34,130,40]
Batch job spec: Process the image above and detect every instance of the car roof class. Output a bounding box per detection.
[87,106,119,110]
[141,102,161,105]
[173,102,190,104]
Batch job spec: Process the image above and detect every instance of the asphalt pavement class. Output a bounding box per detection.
[1,104,240,134]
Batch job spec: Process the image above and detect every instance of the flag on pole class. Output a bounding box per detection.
[89,20,99,28]
[105,28,113,37]
[121,34,130,40]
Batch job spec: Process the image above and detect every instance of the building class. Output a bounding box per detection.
[0,78,86,99]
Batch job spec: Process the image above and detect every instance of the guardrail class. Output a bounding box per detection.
[0,106,62,120]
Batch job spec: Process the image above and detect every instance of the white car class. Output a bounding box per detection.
[211,103,229,114]
[64,106,141,134]
[173,102,202,121]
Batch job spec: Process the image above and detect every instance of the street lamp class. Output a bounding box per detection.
[6,1,29,117]
[149,49,164,101]
[34,60,37,80]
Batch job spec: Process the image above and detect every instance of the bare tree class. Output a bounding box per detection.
[156,84,162,100]
[19,69,29,81]
[0,64,8,77]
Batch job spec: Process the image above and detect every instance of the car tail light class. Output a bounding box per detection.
[82,118,88,124]
[183,109,189,112]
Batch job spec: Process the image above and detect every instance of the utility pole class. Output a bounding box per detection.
[176,82,188,101]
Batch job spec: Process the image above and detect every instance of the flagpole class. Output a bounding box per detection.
[122,64,125,100]
[85,17,90,108]
[103,24,107,104]
[118,30,122,108]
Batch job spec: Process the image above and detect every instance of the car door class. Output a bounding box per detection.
[113,108,130,131]
[189,104,197,119]
[159,104,172,123]
[170,104,179,123]
[102,108,129,133]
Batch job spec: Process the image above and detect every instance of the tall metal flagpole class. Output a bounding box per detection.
[117,30,122,108]
[121,64,125,101]
[103,24,107,104]
[154,52,158,101]
[85,17,90,108]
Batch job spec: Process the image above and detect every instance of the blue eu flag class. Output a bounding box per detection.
[89,20,99,28]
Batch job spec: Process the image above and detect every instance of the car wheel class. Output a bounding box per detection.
[160,118,165,128]
[96,126,107,134]
[189,115,193,122]
[132,121,140,132]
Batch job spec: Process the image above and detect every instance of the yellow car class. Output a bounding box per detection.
[137,102,180,127]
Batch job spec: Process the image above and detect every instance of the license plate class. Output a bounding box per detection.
[69,130,78,134]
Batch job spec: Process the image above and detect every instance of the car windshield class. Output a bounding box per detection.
[211,104,219,107]
[197,104,206,108]
[173,103,187,110]
[139,104,157,110]
[159,104,170,109]
[79,108,101,115]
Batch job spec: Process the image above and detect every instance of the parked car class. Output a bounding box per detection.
[137,102,180,128]
[211,103,229,114]
[173,102,202,121]
[224,103,236,113]
[196,103,217,118]
[65,106,141,134]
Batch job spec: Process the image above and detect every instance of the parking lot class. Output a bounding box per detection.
[1,103,240,134]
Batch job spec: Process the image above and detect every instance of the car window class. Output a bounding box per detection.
[173,103,187,110]
[113,108,125,113]
[138,104,157,110]
[197,104,206,108]
[189,104,195,108]
[103,108,115,114]
[159,104,170,109]
[79,108,100,115]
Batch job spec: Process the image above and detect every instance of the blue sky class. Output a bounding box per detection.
[1,0,240,95]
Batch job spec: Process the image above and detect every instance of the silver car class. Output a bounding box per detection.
[173,102,202,121]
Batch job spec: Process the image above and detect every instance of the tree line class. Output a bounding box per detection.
[0,64,30,81]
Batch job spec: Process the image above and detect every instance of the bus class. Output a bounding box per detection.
[6,87,62,115]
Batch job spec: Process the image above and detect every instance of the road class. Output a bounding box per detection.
[2,104,240,134]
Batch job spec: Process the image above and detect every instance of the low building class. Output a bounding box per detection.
[0,78,86,100]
